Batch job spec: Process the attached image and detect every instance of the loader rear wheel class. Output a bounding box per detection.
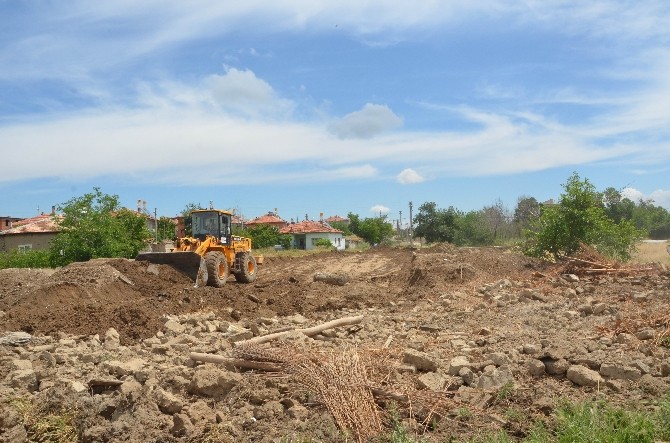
[205,252,228,287]
[235,252,257,283]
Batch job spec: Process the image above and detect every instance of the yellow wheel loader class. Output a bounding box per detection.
[136,209,258,287]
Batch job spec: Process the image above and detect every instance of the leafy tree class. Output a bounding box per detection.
[347,212,394,245]
[513,196,540,234]
[454,211,495,246]
[602,187,636,223]
[156,217,177,242]
[329,221,352,236]
[234,224,291,249]
[482,198,512,242]
[49,188,152,266]
[522,173,644,261]
[413,202,459,243]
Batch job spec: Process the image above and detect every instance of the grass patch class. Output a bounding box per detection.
[9,397,78,443]
[630,240,670,264]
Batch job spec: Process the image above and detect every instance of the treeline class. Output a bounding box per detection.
[412,173,669,261]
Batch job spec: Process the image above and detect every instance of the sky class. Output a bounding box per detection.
[1,1,669,225]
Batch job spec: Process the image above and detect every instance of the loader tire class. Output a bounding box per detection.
[205,251,229,287]
[235,252,257,283]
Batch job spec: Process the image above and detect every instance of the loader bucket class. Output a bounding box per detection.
[135,252,208,287]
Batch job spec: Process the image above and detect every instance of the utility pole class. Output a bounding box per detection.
[399,210,402,237]
[154,208,158,243]
[408,201,413,246]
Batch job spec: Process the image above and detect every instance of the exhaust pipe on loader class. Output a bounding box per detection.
[135,252,209,288]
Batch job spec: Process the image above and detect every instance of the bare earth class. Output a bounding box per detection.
[0,246,669,442]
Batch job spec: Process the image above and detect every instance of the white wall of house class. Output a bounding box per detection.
[291,232,344,250]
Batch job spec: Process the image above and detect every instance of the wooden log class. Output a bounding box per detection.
[234,315,364,346]
[313,272,350,286]
[189,352,281,371]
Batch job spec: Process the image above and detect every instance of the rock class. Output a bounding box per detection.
[476,367,514,389]
[186,400,216,424]
[533,396,554,414]
[287,404,309,420]
[635,329,655,340]
[566,365,602,387]
[156,388,183,414]
[592,303,608,315]
[104,328,121,350]
[632,360,650,374]
[417,372,447,391]
[253,400,285,420]
[600,363,642,381]
[188,367,242,398]
[10,359,32,370]
[661,362,670,377]
[164,320,186,335]
[459,367,477,386]
[447,356,470,375]
[543,358,570,376]
[403,349,438,372]
[563,274,580,283]
[9,369,38,392]
[526,359,545,377]
[102,359,146,377]
[171,413,194,437]
[522,344,541,355]
[486,352,511,366]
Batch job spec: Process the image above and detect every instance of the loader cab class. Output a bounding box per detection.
[191,210,232,245]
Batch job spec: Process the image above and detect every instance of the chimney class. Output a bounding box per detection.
[51,205,56,215]
[143,200,147,212]
[137,199,142,213]
[319,212,323,221]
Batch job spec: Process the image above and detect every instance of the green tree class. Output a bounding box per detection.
[234,224,291,249]
[454,211,495,246]
[413,202,459,243]
[347,212,394,245]
[329,221,352,236]
[49,188,152,266]
[156,216,177,242]
[522,173,644,261]
[513,195,540,235]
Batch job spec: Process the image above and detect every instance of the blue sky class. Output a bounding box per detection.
[1,1,669,225]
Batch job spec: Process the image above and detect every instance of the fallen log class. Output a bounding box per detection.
[313,272,350,286]
[234,315,365,346]
[189,353,281,371]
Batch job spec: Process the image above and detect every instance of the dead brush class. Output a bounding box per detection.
[233,343,463,442]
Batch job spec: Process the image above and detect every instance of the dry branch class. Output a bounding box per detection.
[234,315,364,346]
[189,353,281,371]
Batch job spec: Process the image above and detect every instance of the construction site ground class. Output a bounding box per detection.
[1,245,669,442]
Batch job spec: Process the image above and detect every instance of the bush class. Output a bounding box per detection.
[314,238,335,249]
[522,173,644,261]
[0,249,52,269]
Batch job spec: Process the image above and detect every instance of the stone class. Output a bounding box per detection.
[486,352,511,366]
[661,362,670,377]
[522,344,541,355]
[447,356,470,375]
[418,372,447,391]
[156,388,183,414]
[600,363,642,381]
[476,367,514,389]
[543,358,570,376]
[186,400,216,424]
[632,360,651,374]
[287,404,309,420]
[188,367,243,398]
[563,274,580,283]
[592,303,608,315]
[635,329,655,340]
[459,367,477,386]
[171,413,194,437]
[102,359,146,377]
[403,349,438,372]
[10,359,32,371]
[104,327,121,349]
[526,359,545,377]
[566,365,602,387]
[164,320,186,335]
[9,369,38,392]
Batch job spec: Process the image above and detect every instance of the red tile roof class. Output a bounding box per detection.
[0,214,61,235]
[280,220,343,234]
[246,212,287,226]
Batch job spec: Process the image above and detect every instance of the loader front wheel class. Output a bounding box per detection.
[205,252,229,287]
[235,252,257,283]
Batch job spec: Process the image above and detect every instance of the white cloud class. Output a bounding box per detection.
[396,168,425,184]
[622,187,670,209]
[370,204,390,215]
[329,103,403,139]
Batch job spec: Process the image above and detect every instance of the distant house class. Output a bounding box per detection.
[324,215,350,226]
[246,211,288,230]
[0,216,23,231]
[0,214,61,252]
[280,220,344,251]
